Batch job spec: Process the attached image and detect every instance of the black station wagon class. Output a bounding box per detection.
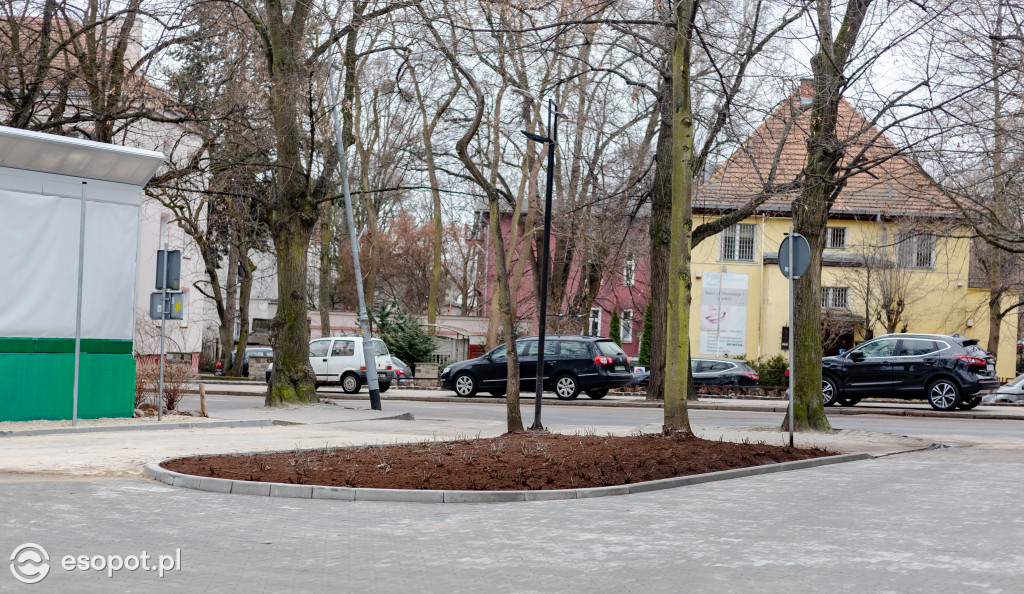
[439,335,633,399]
[821,333,999,411]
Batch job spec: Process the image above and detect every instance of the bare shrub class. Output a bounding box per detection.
[135,362,159,409]
[163,364,197,411]
[134,361,196,412]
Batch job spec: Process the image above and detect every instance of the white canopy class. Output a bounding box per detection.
[0,125,165,186]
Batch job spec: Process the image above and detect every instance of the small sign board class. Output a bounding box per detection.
[149,291,184,320]
[156,249,181,290]
[778,234,811,279]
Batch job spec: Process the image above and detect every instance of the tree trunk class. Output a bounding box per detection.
[664,0,696,434]
[225,243,242,375]
[489,200,525,432]
[788,0,872,431]
[266,220,318,406]
[233,252,255,377]
[425,131,443,331]
[647,76,672,402]
[319,202,335,338]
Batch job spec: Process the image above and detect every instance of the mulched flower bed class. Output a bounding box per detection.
[162,432,833,491]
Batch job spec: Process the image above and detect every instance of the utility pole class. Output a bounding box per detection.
[522,99,558,430]
[328,54,381,410]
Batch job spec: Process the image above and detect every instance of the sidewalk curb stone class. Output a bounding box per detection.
[144,452,873,504]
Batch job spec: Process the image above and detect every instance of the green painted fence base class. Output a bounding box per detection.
[0,348,135,422]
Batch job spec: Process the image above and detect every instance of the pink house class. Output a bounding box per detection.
[476,213,651,358]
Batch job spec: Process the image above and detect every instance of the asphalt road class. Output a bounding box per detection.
[179,392,1024,441]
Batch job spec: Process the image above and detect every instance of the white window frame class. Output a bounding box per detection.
[821,286,850,310]
[719,223,757,262]
[897,231,936,269]
[588,307,602,337]
[826,226,847,250]
[623,257,636,287]
[620,309,633,343]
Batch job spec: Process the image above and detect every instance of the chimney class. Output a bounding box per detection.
[799,78,814,105]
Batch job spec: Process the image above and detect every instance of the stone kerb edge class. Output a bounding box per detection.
[145,452,872,504]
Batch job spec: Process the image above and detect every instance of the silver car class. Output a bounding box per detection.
[982,374,1024,404]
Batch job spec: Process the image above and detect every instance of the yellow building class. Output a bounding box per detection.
[690,82,1018,379]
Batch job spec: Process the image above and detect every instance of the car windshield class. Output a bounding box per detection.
[1005,374,1024,387]
[963,344,989,358]
[372,340,390,356]
[852,338,896,358]
[595,341,626,357]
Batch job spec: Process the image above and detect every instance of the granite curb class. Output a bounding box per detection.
[0,410,414,438]
[0,419,285,438]
[145,452,873,503]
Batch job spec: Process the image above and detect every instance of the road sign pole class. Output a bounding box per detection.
[788,227,795,447]
[157,221,168,422]
[328,55,381,411]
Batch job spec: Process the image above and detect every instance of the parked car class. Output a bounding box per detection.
[242,346,272,378]
[625,358,759,390]
[308,337,395,393]
[982,374,1024,404]
[691,358,760,386]
[391,356,413,385]
[439,335,632,399]
[630,368,650,388]
[821,333,998,411]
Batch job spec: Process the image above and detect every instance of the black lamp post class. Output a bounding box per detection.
[521,99,558,431]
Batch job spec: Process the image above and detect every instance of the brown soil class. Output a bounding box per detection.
[162,432,832,491]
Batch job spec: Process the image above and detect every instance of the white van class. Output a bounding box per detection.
[308,336,395,393]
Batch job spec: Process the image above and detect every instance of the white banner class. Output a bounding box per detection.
[699,272,748,356]
[0,189,138,340]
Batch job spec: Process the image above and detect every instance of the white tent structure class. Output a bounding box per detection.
[0,126,165,421]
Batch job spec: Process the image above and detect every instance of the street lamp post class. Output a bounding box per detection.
[521,100,558,431]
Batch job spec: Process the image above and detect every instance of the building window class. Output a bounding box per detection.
[821,286,850,309]
[898,231,935,269]
[588,307,601,336]
[826,226,847,250]
[623,257,636,287]
[781,326,789,350]
[720,223,756,262]
[621,309,633,343]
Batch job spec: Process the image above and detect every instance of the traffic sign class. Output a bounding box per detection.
[778,234,810,279]
[156,249,181,290]
[149,291,184,320]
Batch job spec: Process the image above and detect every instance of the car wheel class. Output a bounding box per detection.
[379,381,390,393]
[585,388,609,399]
[838,396,861,407]
[957,396,981,410]
[453,373,478,397]
[554,374,580,400]
[927,379,961,411]
[488,390,506,398]
[341,372,362,394]
[314,381,321,390]
[822,377,839,407]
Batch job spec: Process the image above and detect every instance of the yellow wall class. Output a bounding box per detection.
[690,215,1019,380]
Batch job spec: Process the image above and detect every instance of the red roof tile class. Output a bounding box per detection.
[695,81,952,219]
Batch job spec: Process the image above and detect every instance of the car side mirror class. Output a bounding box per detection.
[849,351,864,362]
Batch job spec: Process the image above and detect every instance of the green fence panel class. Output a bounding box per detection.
[0,351,134,422]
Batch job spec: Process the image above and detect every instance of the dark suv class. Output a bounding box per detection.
[440,335,632,399]
[821,333,998,411]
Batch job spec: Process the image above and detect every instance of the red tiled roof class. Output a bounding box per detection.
[695,80,952,218]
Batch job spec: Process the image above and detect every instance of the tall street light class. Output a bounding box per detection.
[521,99,558,431]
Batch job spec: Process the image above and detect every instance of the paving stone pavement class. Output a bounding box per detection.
[2,447,1022,593]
